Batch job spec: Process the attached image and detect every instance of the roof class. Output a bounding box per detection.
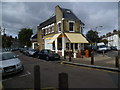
[61,8,84,25]
[32,34,37,39]
[38,6,84,29]
[39,16,56,29]
[61,8,79,21]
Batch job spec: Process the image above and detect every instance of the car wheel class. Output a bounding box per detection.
[46,56,49,61]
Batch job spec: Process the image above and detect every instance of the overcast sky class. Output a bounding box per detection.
[1,2,118,37]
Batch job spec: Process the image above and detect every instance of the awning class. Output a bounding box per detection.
[48,33,61,44]
[65,33,89,43]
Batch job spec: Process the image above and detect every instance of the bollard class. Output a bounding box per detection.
[115,56,119,68]
[34,65,41,90]
[118,50,120,58]
[59,72,68,90]
[103,50,105,57]
[91,51,94,65]
[73,52,76,58]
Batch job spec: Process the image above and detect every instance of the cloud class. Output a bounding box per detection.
[2,2,118,37]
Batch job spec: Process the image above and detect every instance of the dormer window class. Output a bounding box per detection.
[67,10,71,13]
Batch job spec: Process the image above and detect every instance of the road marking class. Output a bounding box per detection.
[19,71,31,77]
[26,87,58,90]
[61,63,120,74]
[2,71,31,82]
[2,78,12,82]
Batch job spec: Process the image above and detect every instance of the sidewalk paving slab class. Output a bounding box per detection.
[60,55,120,72]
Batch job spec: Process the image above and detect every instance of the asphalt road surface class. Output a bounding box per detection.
[105,51,118,58]
[2,51,119,89]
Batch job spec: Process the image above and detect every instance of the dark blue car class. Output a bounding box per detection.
[38,49,60,61]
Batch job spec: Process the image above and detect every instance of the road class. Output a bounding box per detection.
[2,51,119,89]
[105,51,118,58]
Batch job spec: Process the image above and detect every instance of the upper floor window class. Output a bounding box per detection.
[45,28,48,34]
[80,26,83,33]
[58,23,61,32]
[48,28,51,34]
[43,29,45,36]
[69,22,74,32]
[52,27,54,32]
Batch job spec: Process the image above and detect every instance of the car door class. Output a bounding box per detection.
[42,50,48,59]
[38,50,44,59]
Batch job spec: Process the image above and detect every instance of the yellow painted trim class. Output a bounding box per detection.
[43,33,55,38]
[58,34,66,38]
[45,37,52,40]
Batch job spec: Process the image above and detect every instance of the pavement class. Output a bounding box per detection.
[61,53,120,72]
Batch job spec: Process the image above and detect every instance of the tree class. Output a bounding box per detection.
[99,39,108,45]
[86,30,99,44]
[2,34,13,48]
[18,28,33,47]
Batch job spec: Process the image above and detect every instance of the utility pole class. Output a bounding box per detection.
[0,26,6,35]
[0,27,1,35]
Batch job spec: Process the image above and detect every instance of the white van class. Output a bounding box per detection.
[97,43,108,52]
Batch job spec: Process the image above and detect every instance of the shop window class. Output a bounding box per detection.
[75,43,78,49]
[66,43,69,50]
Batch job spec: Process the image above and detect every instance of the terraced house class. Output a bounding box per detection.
[37,5,89,56]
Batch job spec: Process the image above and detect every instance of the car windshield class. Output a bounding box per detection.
[30,49,35,51]
[1,52,17,61]
[99,45,107,48]
[47,50,53,54]
[44,50,53,54]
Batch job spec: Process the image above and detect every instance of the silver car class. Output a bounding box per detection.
[0,52,24,76]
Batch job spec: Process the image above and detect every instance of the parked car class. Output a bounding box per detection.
[27,49,37,56]
[110,46,117,50]
[85,45,97,51]
[97,45,108,52]
[106,46,111,51]
[38,49,60,61]
[0,52,24,76]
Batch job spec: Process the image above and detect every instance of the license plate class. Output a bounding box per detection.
[5,68,15,73]
[5,67,15,73]
[55,56,58,58]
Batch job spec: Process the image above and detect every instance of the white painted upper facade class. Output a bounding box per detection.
[102,34,120,50]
